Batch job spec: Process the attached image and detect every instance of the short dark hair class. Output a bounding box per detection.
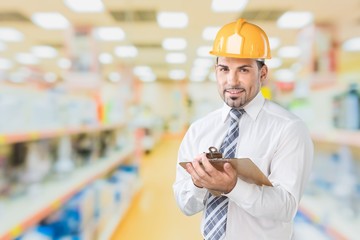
[256,60,265,69]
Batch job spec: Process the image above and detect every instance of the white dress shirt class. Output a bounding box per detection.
[173,92,314,240]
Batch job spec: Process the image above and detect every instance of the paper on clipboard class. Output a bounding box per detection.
[179,158,272,187]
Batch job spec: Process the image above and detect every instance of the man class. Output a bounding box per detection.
[173,19,313,240]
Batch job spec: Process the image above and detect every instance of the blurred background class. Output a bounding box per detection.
[0,0,359,239]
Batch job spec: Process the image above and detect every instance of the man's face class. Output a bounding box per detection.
[215,57,267,108]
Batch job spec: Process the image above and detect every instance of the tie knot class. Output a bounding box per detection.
[230,108,244,122]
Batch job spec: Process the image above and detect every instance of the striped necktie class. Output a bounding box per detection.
[203,108,244,240]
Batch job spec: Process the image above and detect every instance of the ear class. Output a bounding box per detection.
[260,65,268,84]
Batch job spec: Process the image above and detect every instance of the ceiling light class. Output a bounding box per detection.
[191,67,209,77]
[193,58,214,68]
[94,27,125,41]
[169,70,186,80]
[16,53,39,65]
[139,74,156,82]
[166,53,187,64]
[32,12,70,30]
[266,58,282,69]
[0,28,23,42]
[269,37,281,50]
[99,53,113,64]
[133,66,156,82]
[211,0,248,12]
[64,0,104,13]
[274,69,295,82]
[0,58,13,70]
[108,72,122,82]
[197,46,213,57]
[202,26,221,41]
[157,12,188,29]
[162,38,187,50]
[115,46,138,58]
[190,72,207,82]
[277,46,301,58]
[277,11,313,29]
[44,72,57,83]
[0,42,6,51]
[31,46,58,58]
[58,58,71,69]
[342,37,360,52]
[133,66,153,76]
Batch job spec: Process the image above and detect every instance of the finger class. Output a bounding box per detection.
[192,158,210,178]
[186,163,203,188]
[200,156,217,175]
[223,162,236,176]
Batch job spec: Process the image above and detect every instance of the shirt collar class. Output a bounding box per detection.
[221,91,265,122]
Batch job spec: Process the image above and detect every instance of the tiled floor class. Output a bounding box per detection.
[111,136,202,240]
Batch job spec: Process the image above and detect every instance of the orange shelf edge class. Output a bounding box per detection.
[0,147,134,240]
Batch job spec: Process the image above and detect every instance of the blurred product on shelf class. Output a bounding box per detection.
[53,136,75,178]
[300,144,360,239]
[333,83,360,130]
[15,164,139,240]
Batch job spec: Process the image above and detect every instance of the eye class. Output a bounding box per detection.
[239,68,250,73]
[218,67,229,72]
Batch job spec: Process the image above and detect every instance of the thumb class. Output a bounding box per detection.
[223,162,233,173]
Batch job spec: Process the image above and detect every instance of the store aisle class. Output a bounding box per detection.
[111,135,202,240]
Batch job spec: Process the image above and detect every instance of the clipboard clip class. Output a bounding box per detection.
[205,147,223,159]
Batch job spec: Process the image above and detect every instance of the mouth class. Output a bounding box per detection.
[225,88,244,97]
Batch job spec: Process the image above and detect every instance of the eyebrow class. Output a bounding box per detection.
[216,64,253,69]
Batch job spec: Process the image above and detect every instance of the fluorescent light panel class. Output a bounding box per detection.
[202,26,221,41]
[157,12,188,29]
[108,72,122,82]
[269,37,281,50]
[197,46,213,57]
[211,0,248,12]
[95,27,125,41]
[162,38,187,50]
[277,46,301,58]
[166,53,187,64]
[0,42,6,51]
[115,46,138,58]
[277,11,313,29]
[99,53,113,64]
[0,58,13,69]
[274,69,295,82]
[58,58,71,69]
[169,70,186,80]
[16,53,39,65]
[32,12,70,30]
[266,57,282,69]
[64,0,104,13]
[342,37,360,51]
[31,46,58,58]
[0,28,23,42]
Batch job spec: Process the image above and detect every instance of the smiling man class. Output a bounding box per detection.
[173,19,314,240]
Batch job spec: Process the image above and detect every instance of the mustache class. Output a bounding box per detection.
[224,87,245,91]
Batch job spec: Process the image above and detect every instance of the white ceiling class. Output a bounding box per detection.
[0,0,359,83]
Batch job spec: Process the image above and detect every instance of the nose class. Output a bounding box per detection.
[226,70,238,85]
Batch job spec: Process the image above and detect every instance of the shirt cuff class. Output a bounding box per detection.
[223,178,258,204]
[190,182,208,199]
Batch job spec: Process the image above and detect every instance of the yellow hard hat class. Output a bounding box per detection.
[210,18,271,59]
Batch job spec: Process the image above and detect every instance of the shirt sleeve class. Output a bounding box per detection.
[225,120,314,222]
[173,125,208,216]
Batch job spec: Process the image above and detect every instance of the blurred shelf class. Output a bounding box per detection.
[311,129,360,148]
[98,179,143,240]
[0,122,126,145]
[299,194,360,240]
[0,145,134,240]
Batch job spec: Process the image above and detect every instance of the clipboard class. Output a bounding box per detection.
[179,147,272,187]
